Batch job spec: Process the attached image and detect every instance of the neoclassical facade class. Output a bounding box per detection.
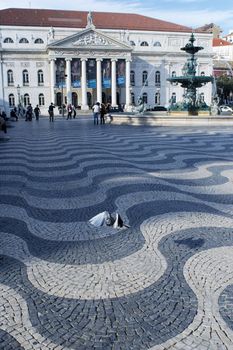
[0,8,214,113]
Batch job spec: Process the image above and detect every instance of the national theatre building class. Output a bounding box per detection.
[0,8,213,114]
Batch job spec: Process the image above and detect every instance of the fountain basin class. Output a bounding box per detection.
[167,76,213,88]
[110,112,233,126]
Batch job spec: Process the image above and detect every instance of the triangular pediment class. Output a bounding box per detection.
[47,28,132,51]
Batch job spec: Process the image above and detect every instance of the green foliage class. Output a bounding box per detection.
[216,75,233,95]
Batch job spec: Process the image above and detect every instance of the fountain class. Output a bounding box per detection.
[167,33,213,116]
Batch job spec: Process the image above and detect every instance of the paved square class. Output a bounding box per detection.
[1,117,233,350]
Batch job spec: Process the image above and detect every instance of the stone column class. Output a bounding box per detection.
[0,56,5,111]
[96,58,102,104]
[66,58,72,105]
[111,59,117,107]
[125,59,131,111]
[81,58,89,110]
[163,62,171,107]
[49,58,56,104]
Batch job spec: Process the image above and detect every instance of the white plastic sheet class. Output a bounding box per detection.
[89,211,127,229]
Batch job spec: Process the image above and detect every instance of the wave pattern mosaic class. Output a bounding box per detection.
[1,119,233,350]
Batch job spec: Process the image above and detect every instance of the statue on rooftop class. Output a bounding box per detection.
[87,11,93,27]
[48,26,55,40]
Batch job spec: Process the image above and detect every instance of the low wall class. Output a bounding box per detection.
[111,112,233,126]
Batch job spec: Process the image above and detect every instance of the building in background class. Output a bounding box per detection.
[212,38,233,79]
[223,30,233,44]
[0,8,213,114]
[196,23,222,39]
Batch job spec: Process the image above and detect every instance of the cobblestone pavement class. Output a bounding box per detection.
[1,117,233,349]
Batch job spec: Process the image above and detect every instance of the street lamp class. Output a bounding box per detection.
[16,84,21,106]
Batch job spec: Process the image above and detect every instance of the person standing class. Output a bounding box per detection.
[10,107,18,121]
[34,105,40,121]
[92,102,100,125]
[73,106,77,119]
[100,103,106,124]
[67,104,72,120]
[25,104,33,121]
[0,112,7,133]
[48,102,55,122]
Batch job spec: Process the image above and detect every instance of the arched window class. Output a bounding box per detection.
[39,93,45,106]
[19,38,29,43]
[56,92,62,107]
[4,37,14,43]
[130,41,135,46]
[201,71,205,76]
[142,92,148,103]
[131,92,135,105]
[155,92,160,105]
[7,70,14,86]
[9,94,15,107]
[140,41,149,47]
[171,71,178,86]
[171,92,176,104]
[34,38,44,44]
[23,70,29,86]
[155,71,160,85]
[154,41,161,47]
[130,70,135,86]
[142,71,148,86]
[38,70,44,85]
[72,92,78,107]
[24,94,30,107]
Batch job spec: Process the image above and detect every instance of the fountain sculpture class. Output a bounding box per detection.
[167,33,213,116]
[132,96,147,114]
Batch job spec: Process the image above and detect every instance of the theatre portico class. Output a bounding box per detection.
[47,23,132,110]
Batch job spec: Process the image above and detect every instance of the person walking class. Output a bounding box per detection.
[34,105,40,121]
[48,102,55,122]
[92,102,100,125]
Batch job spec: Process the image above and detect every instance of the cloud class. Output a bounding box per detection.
[0,0,142,12]
[146,8,233,34]
[162,0,206,3]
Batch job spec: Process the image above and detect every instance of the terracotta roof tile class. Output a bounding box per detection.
[0,8,192,33]
[213,38,232,46]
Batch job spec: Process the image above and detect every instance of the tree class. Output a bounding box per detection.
[216,75,233,104]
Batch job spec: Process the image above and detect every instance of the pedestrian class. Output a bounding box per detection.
[25,104,33,121]
[48,102,55,122]
[92,102,100,125]
[34,105,40,121]
[73,106,77,118]
[100,103,106,124]
[10,107,18,121]
[1,110,7,121]
[67,104,72,120]
[0,115,7,133]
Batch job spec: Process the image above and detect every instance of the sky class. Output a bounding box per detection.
[0,0,233,36]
